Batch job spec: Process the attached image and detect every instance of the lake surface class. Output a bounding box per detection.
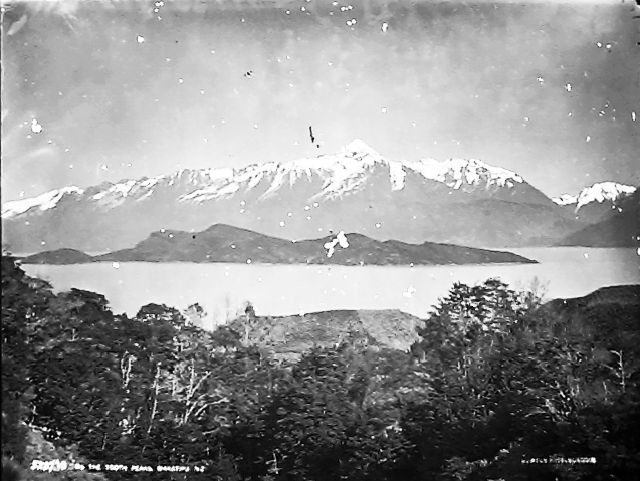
[22,247,640,330]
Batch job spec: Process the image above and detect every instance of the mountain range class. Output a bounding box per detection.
[2,139,638,252]
[20,224,536,266]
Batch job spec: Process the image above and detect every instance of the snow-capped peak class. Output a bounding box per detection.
[343,139,381,158]
[406,157,523,190]
[1,186,84,218]
[553,182,636,210]
[552,193,578,206]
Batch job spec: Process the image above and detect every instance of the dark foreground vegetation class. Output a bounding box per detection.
[2,256,639,480]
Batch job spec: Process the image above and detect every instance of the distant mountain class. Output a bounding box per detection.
[552,182,637,224]
[227,309,425,360]
[2,140,580,252]
[22,224,535,265]
[21,248,94,265]
[558,189,640,247]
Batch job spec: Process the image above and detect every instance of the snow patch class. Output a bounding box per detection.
[552,194,577,206]
[406,157,523,189]
[2,186,83,218]
[554,182,636,211]
[575,182,636,209]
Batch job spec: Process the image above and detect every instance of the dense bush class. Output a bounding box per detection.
[2,257,639,480]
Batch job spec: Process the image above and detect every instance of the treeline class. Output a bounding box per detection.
[2,256,639,480]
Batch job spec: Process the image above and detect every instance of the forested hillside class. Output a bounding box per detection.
[2,256,639,480]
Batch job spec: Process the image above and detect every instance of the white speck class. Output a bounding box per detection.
[136,35,145,44]
[375,222,381,228]
[636,248,640,256]
[317,227,323,232]
[241,17,245,22]
[253,124,258,129]
[246,259,252,264]
[30,118,43,134]
[306,215,311,220]
[288,83,294,87]
[586,135,591,142]
[536,76,544,84]
[287,212,292,217]
[240,209,245,214]
[324,231,349,258]
[231,244,236,249]
[381,107,387,113]
[68,164,73,169]
[304,205,310,211]
[279,221,285,227]
[596,42,602,48]
[160,228,166,233]
[178,78,184,84]
[565,83,572,92]
[41,241,46,246]
[200,90,205,94]
[632,112,636,122]
[285,9,290,14]
[300,6,305,11]
[523,116,529,122]
[313,202,319,207]
[100,164,108,171]
[605,43,611,50]
[583,252,589,259]
[112,262,120,269]
[381,22,388,32]
[402,286,416,298]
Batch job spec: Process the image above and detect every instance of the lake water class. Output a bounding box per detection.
[22,247,640,330]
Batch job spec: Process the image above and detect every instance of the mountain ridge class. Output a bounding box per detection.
[552,181,637,224]
[2,140,586,252]
[19,223,537,266]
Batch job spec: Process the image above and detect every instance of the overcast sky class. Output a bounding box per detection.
[1,0,639,201]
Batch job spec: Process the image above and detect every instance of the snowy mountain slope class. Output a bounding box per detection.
[1,186,84,218]
[558,189,640,247]
[2,140,577,252]
[552,182,637,223]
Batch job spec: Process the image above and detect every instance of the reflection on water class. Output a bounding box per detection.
[22,247,640,330]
